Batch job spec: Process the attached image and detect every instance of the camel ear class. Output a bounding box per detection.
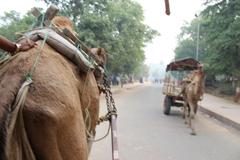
[97,48,102,56]
[98,48,107,65]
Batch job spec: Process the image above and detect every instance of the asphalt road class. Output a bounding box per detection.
[89,84,240,160]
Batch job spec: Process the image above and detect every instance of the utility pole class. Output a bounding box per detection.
[195,14,200,61]
[196,22,200,61]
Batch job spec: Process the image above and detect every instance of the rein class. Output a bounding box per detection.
[81,68,120,160]
[2,13,49,160]
[96,74,119,160]
[103,74,119,160]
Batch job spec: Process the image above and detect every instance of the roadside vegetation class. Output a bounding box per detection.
[175,0,240,96]
[0,0,158,79]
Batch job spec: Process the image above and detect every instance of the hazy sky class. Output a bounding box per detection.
[135,0,205,65]
[0,0,46,15]
[0,0,204,65]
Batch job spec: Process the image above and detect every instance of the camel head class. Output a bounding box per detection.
[193,66,205,83]
[191,68,205,98]
[89,48,107,82]
[89,48,107,67]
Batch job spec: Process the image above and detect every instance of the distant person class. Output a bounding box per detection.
[234,86,240,103]
[116,76,120,86]
[120,74,128,88]
[129,76,133,83]
[112,75,118,86]
[0,35,36,55]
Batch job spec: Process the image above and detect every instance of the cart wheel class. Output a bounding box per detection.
[163,96,172,115]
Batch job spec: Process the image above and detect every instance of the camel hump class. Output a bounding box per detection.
[52,16,76,35]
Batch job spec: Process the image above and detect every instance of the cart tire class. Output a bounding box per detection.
[163,96,172,115]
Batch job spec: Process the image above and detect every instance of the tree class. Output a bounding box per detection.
[175,0,240,79]
[201,0,240,77]
[134,63,149,78]
[43,0,159,75]
[175,39,197,60]
[0,11,35,57]
[175,18,206,61]
[0,11,35,41]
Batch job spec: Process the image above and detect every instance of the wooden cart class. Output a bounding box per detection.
[162,58,200,115]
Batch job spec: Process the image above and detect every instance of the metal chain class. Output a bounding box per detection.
[103,74,117,115]
[98,74,120,160]
[97,74,117,125]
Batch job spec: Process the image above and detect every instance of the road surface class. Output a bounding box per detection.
[90,84,240,160]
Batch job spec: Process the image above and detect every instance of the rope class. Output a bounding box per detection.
[81,67,112,143]
[5,13,49,159]
[84,107,92,138]
[82,70,111,142]
[80,70,96,141]
[97,111,117,124]
[80,70,91,132]
[7,77,36,160]
[28,15,51,78]
[87,73,118,143]
[89,122,111,142]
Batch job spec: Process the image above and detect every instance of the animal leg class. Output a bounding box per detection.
[182,106,185,119]
[183,103,188,125]
[189,102,196,135]
[194,104,198,114]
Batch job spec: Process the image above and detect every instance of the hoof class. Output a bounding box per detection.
[184,121,188,125]
[190,131,196,136]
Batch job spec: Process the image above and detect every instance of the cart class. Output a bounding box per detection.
[162,58,200,115]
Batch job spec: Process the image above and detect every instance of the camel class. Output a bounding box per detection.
[182,68,205,135]
[0,16,106,160]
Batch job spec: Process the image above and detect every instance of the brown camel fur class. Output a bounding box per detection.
[0,17,106,160]
[182,68,205,135]
[52,16,77,35]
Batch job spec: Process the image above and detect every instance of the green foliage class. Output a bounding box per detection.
[175,39,197,60]
[175,0,240,80]
[0,11,35,57]
[0,11,35,41]
[0,1,158,76]
[134,63,149,78]
[218,82,235,95]
[43,0,159,75]
[201,0,240,77]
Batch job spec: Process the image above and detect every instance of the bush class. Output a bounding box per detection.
[206,81,235,96]
[217,82,235,96]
